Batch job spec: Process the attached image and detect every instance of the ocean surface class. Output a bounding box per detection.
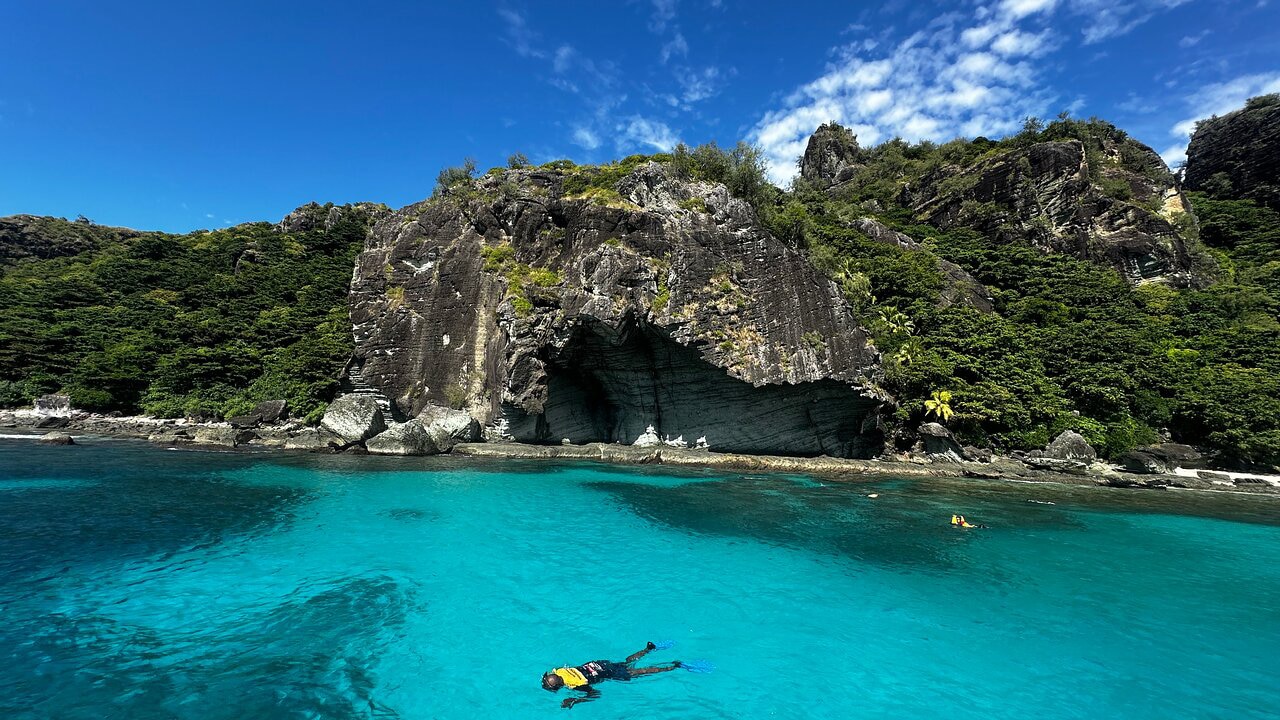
[1,438,1278,719]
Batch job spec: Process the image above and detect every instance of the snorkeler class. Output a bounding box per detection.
[542,642,681,709]
[951,514,987,528]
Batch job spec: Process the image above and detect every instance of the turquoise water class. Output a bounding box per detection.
[2,439,1279,719]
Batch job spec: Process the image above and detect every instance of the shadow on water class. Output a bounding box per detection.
[0,443,309,581]
[584,474,991,571]
[0,575,416,720]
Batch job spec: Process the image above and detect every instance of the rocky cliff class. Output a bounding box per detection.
[1184,93,1280,209]
[912,138,1200,286]
[348,163,889,457]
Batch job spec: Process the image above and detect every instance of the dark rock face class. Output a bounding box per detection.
[252,399,288,423]
[1184,94,1280,209]
[849,218,993,312]
[227,415,261,429]
[914,140,1200,286]
[800,123,863,188]
[918,422,965,462]
[349,162,888,457]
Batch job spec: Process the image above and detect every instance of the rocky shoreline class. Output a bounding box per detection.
[5,406,1279,498]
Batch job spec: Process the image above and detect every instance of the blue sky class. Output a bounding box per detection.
[1,0,1277,232]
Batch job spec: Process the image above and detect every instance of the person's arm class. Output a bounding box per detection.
[561,686,600,709]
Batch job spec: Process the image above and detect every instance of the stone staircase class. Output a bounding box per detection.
[340,361,394,415]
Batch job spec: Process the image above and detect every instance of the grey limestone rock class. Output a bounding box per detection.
[38,432,75,445]
[918,422,965,462]
[252,399,288,423]
[193,427,255,448]
[1044,430,1097,462]
[367,420,441,455]
[349,162,888,458]
[914,139,1202,286]
[284,427,341,451]
[800,123,863,188]
[417,404,481,452]
[320,394,386,444]
[1184,94,1280,209]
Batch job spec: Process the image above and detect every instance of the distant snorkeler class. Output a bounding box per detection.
[542,642,680,709]
[951,514,988,528]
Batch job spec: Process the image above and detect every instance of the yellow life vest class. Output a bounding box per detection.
[554,667,589,688]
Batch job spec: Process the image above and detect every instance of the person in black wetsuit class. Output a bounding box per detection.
[541,642,680,709]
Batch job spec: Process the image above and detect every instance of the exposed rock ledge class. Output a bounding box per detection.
[4,410,1277,496]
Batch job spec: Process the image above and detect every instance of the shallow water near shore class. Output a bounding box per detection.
[2,440,1278,719]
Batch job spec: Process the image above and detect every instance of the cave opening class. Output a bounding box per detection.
[503,315,884,458]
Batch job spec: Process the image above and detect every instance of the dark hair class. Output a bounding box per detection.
[542,673,563,692]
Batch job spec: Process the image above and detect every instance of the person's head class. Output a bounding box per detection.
[541,672,564,692]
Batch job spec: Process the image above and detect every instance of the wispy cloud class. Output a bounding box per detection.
[1069,0,1193,44]
[498,8,545,59]
[1178,29,1210,47]
[660,32,688,64]
[649,0,678,32]
[1160,72,1280,166]
[617,116,679,152]
[572,126,602,150]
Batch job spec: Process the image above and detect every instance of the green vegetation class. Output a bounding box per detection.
[0,205,379,420]
[760,115,1280,468]
[479,241,561,318]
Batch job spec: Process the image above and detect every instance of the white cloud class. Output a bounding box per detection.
[572,126,601,150]
[205,213,214,219]
[650,0,677,32]
[498,8,545,59]
[1069,0,1194,44]
[680,66,722,103]
[1161,72,1280,166]
[1178,30,1210,47]
[617,116,679,152]
[660,32,688,64]
[553,45,574,73]
[749,3,1054,183]
[1001,0,1058,18]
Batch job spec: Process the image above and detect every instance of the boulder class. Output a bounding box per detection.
[283,427,340,451]
[227,414,262,429]
[148,430,192,445]
[918,422,965,462]
[320,394,386,444]
[252,399,288,423]
[1118,450,1166,474]
[1197,470,1232,483]
[34,415,70,429]
[1141,442,1203,469]
[34,393,71,415]
[38,432,74,445]
[193,427,255,448]
[366,420,442,456]
[417,404,481,452]
[1043,430,1097,462]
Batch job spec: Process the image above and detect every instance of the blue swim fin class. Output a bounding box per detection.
[679,659,715,674]
[653,640,676,650]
